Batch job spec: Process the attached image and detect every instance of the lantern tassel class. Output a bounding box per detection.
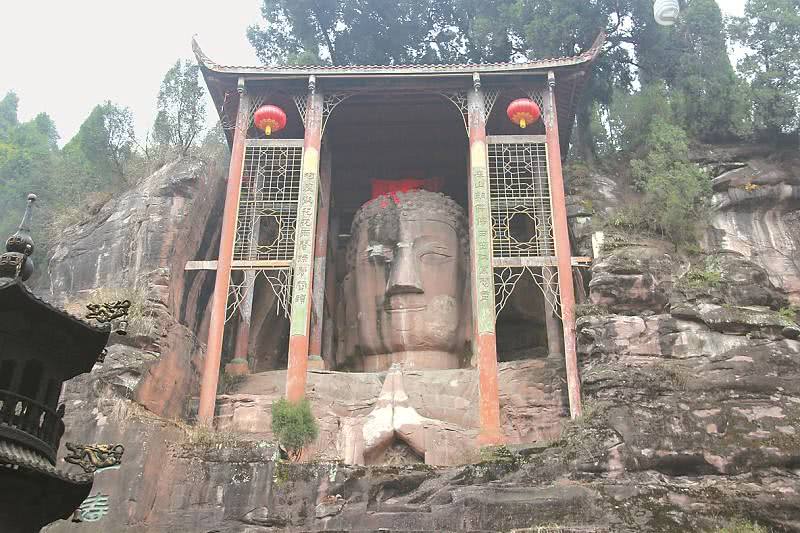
[265,125,272,136]
[520,118,527,129]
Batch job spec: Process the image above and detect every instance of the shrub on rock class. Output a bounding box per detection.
[271,398,318,461]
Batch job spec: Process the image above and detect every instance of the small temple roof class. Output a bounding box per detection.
[0,278,109,378]
[193,34,605,155]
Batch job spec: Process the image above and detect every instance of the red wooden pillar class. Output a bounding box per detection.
[286,86,324,402]
[544,71,583,418]
[467,76,502,444]
[198,84,250,425]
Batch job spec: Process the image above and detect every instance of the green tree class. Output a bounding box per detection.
[0,93,62,271]
[612,83,712,244]
[271,398,318,461]
[247,0,468,66]
[0,92,19,137]
[731,0,800,139]
[674,0,751,140]
[152,60,207,156]
[67,102,135,182]
[247,0,637,160]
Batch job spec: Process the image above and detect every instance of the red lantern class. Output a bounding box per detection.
[506,98,541,129]
[254,105,287,136]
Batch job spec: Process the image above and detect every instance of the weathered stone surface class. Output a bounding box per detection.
[566,168,621,257]
[578,308,800,479]
[216,360,566,466]
[43,389,800,532]
[44,157,222,309]
[672,251,787,309]
[671,301,797,337]
[43,155,226,419]
[702,148,800,302]
[589,242,675,314]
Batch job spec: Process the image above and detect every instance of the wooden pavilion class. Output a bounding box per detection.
[191,34,604,443]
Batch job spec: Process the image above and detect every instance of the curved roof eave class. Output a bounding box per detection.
[192,33,605,79]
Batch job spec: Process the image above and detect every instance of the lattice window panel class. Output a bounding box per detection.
[487,140,555,259]
[226,268,293,322]
[234,142,304,262]
[221,93,267,135]
[494,266,561,319]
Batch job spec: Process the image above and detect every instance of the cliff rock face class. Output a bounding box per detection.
[43,155,226,418]
[699,144,800,302]
[41,144,800,532]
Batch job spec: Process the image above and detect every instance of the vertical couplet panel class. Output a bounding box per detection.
[286,90,324,402]
[467,84,502,445]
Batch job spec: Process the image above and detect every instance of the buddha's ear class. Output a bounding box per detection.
[460,270,473,346]
[336,272,359,367]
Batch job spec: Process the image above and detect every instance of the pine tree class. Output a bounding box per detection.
[731,0,800,139]
[675,0,751,140]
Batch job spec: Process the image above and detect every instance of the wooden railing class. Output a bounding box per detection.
[0,388,64,464]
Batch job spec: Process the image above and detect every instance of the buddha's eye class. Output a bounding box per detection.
[419,250,452,264]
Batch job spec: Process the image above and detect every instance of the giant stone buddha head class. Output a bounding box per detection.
[344,190,470,371]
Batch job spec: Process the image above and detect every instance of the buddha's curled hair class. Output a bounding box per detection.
[347,190,469,266]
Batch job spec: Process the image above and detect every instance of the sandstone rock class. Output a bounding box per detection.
[702,149,800,302]
[673,251,787,309]
[671,302,796,337]
[43,155,226,419]
[566,169,621,257]
[35,142,800,531]
[589,242,675,314]
[216,361,565,466]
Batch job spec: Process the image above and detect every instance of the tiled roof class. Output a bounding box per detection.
[0,278,110,377]
[192,33,605,77]
[0,278,108,334]
[0,440,91,484]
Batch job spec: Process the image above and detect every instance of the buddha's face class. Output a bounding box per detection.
[346,191,469,368]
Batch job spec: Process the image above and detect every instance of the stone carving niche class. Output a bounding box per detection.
[336,190,472,371]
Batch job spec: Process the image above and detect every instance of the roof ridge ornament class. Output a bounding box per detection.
[0,193,36,280]
[191,36,220,70]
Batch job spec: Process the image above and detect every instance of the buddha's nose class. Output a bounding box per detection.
[386,243,423,296]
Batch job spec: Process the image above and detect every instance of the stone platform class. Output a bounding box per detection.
[215,359,567,466]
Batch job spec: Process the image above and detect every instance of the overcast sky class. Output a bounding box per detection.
[0,0,745,145]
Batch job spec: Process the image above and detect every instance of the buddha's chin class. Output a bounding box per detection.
[361,350,460,372]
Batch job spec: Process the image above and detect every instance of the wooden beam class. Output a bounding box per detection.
[491,256,592,268]
[184,259,294,271]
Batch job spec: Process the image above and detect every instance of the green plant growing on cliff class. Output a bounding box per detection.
[479,444,516,464]
[778,305,800,323]
[712,517,769,533]
[607,84,712,245]
[681,258,723,290]
[218,370,247,394]
[271,398,318,461]
[183,425,248,449]
[575,303,609,318]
